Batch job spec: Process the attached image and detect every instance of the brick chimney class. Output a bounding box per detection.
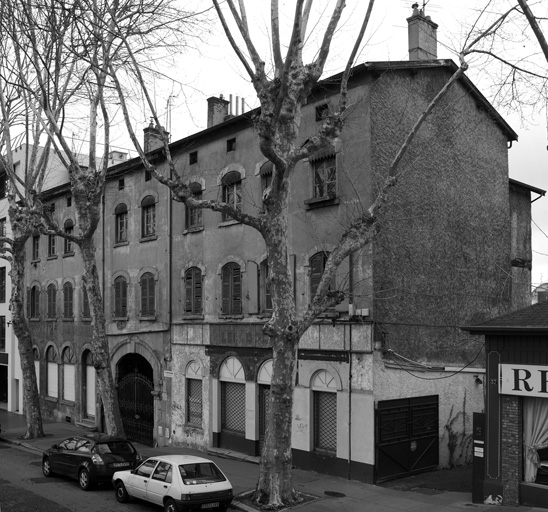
[407,3,438,60]
[143,120,169,152]
[207,95,230,128]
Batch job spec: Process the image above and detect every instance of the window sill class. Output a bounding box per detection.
[256,312,273,319]
[304,196,339,209]
[30,317,40,322]
[183,226,204,235]
[182,314,204,320]
[63,252,75,258]
[31,259,40,264]
[60,399,76,406]
[62,317,74,322]
[114,241,129,247]
[47,255,58,260]
[185,423,203,431]
[218,219,240,228]
[219,314,244,320]
[140,235,157,243]
[45,396,58,403]
[46,317,57,322]
[139,315,156,322]
[112,316,129,322]
[81,317,91,322]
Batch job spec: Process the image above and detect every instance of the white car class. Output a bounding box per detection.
[112,454,233,512]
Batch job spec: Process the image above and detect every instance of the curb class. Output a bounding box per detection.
[0,435,42,455]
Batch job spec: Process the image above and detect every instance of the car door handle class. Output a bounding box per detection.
[163,485,167,488]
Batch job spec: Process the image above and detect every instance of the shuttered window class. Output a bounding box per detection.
[221,171,242,222]
[221,262,241,315]
[309,252,330,300]
[62,347,75,402]
[63,282,73,318]
[82,287,90,318]
[29,286,40,318]
[47,284,57,318]
[141,196,156,237]
[64,220,74,254]
[260,260,272,312]
[184,267,202,315]
[114,276,128,317]
[46,346,58,399]
[140,272,155,316]
[185,182,203,230]
[115,203,128,243]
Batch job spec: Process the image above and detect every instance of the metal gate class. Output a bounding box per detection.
[258,385,270,454]
[118,371,154,445]
[221,382,245,434]
[376,395,439,482]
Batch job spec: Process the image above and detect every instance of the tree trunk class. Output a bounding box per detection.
[80,238,125,437]
[10,236,44,438]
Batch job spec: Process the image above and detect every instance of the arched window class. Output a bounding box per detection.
[184,267,202,315]
[63,282,73,318]
[185,182,203,230]
[82,286,90,318]
[141,195,156,238]
[115,203,128,243]
[312,370,337,454]
[221,262,241,315]
[62,347,75,402]
[219,357,245,437]
[29,285,40,318]
[260,260,272,313]
[221,171,241,222]
[46,346,58,399]
[47,284,57,319]
[140,272,155,317]
[64,219,74,254]
[114,276,128,317]
[33,348,40,392]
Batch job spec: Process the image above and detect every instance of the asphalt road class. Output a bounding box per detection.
[0,442,160,512]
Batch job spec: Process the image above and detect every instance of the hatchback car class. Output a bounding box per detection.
[42,434,141,490]
[112,454,233,512]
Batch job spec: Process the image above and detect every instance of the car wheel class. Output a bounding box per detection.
[42,457,54,477]
[115,481,130,503]
[164,498,177,512]
[78,468,92,491]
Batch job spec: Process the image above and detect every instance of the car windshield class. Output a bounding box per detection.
[94,441,135,455]
[179,463,226,485]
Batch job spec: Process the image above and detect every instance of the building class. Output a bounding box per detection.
[464,301,548,508]
[23,9,541,483]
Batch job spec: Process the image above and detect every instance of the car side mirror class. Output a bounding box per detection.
[52,444,58,449]
[130,470,135,474]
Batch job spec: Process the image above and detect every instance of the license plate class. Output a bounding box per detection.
[111,462,130,468]
[201,503,219,509]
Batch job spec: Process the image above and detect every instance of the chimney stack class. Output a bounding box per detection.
[207,95,230,128]
[143,120,169,152]
[407,3,438,61]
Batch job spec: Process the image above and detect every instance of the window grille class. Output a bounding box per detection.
[186,378,202,426]
[221,382,245,434]
[313,391,337,453]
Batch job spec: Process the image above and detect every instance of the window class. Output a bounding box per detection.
[48,235,56,257]
[115,203,128,243]
[186,379,203,426]
[63,282,73,318]
[140,272,155,317]
[47,284,57,319]
[0,316,5,351]
[189,151,198,165]
[259,161,273,212]
[34,348,40,391]
[32,235,40,260]
[114,276,128,318]
[185,183,203,230]
[0,172,6,199]
[226,138,236,152]
[152,462,172,483]
[29,285,40,318]
[64,220,74,254]
[118,178,125,190]
[0,217,5,249]
[0,267,5,303]
[309,251,331,300]
[260,260,272,313]
[315,103,329,121]
[46,346,58,399]
[66,196,72,207]
[184,267,202,315]
[221,262,241,315]
[313,157,336,199]
[141,196,156,238]
[62,347,75,402]
[82,287,90,318]
[221,171,241,222]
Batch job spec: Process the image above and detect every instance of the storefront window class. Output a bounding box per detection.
[524,397,548,483]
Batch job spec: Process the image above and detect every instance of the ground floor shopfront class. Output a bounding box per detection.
[465,301,548,508]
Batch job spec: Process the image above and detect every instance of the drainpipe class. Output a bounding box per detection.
[348,253,353,480]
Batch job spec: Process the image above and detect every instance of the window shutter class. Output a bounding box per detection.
[26,287,31,318]
[114,279,121,316]
[233,265,242,314]
[194,271,202,314]
[247,261,259,314]
[310,254,324,299]
[140,276,147,315]
[147,275,155,315]
[121,279,127,316]
[221,267,230,314]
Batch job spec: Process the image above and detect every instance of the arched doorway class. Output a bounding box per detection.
[117,353,154,446]
[219,356,246,452]
[257,359,272,456]
[82,350,96,419]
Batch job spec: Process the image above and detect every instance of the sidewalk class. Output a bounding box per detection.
[0,408,545,512]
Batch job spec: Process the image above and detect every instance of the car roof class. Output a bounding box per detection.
[146,454,215,465]
[56,434,130,444]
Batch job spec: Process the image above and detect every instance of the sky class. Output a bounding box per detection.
[107,0,548,290]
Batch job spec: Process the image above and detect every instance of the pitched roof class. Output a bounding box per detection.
[463,301,548,334]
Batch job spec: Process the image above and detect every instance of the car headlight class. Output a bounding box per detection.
[181,494,192,501]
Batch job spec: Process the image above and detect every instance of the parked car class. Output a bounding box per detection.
[112,454,233,512]
[42,433,142,491]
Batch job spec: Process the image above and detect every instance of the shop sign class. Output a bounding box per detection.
[499,364,548,397]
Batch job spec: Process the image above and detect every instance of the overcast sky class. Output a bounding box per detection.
[110,0,548,290]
